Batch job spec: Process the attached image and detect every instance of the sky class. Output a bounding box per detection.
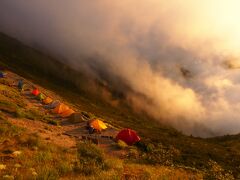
[1,0,240,136]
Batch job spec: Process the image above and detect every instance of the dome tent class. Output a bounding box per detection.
[52,103,70,114]
[116,128,140,146]
[37,93,46,101]
[60,109,75,118]
[32,88,40,96]
[89,119,107,131]
[43,97,53,105]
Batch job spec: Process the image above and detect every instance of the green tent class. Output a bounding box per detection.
[37,93,46,101]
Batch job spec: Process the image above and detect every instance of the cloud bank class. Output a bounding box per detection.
[1,0,240,136]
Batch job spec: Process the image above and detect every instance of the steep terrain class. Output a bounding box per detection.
[0,69,203,179]
[0,32,240,179]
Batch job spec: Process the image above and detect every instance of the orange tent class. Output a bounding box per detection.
[43,97,53,105]
[52,103,70,114]
[60,109,75,118]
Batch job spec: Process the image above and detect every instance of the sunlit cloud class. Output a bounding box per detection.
[1,0,240,136]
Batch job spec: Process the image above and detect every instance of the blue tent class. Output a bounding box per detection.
[0,72,4,78]
[18,79,24,90]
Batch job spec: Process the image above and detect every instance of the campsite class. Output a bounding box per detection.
[2,1,240,179]
[0,38,240,179]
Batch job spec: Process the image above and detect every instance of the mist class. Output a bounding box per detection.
[1,0,240,137]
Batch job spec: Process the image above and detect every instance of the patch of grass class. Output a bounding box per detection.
[77,142,104,165]
[24,108,43,120]
[127,147,139,159]
[1,133,77,179]
[116,140,128,149]
[34,151,53,163]
[0,85,27,108]
[0,118,23,143]
[15,108,55,125]
[46,119,59,126]
[104,158,123,172]
[0,79,13,86]
[57,161,74,176]
[15,108,25,118]
[122,164,203,180]
[0,100,18,114]
[36,166,59,180]
[204,160,234,180]
[134,144,180,166]
[76,142,105,175]
[17,133,41,148]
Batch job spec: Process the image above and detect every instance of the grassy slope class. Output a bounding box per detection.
[0,32,240,178]
[0,76,204,179]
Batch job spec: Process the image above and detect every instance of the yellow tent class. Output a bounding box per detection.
[89,119,107,131]
[52,103,70,114]
[60,109,75,118]
[43,97,53,105]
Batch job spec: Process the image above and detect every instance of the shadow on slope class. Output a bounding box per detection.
[0,32,240,178]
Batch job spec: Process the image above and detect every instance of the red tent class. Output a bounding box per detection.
[32,89,40,96]
[116,128,140,145]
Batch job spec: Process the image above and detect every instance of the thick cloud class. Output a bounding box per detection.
[1,0,240,136]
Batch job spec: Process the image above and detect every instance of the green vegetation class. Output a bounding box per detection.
[76,142,106,175]
[0,111,202,179]
[0,32,240,178]
[116,140,128,149]
[0,83,58,127]
[0,113,23,143]
[0,114,74,179]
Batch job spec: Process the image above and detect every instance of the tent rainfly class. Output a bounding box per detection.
[89,119,107,131]
[116,128,140,145]
[52,103,70,114]
[32,89,40,96]
[43,97,53,105]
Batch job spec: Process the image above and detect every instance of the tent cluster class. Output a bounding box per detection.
[86,119,140,145]
[18,79,141,146]
[30,87,75,118]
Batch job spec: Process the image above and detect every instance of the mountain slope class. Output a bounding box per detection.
[0,32,240,178]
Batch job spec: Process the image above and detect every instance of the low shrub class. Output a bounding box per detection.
[34,151,53,163]
[117,140,128,149]
[36,166,59,180]
[76,142,105,175]
[47,119,59,126]
[17,133,41,148]
[15,108,25,118]
[24,109,42,120]
[0,119,23,142]
[77,142,104,165]
[57,161,73,176]
[103,158,123,172]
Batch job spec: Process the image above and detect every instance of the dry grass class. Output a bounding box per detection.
[0,32,240,178]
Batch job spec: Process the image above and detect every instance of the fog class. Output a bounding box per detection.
[1,0,240,136]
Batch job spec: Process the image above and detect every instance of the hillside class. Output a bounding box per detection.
[0,32,240,179]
